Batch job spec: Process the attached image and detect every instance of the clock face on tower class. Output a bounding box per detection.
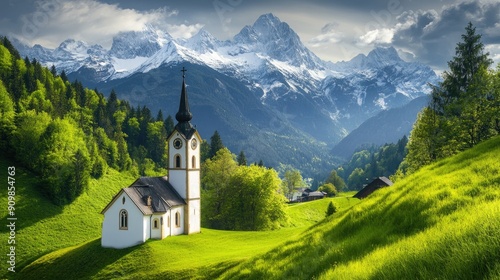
[173,138,183,149]
[191,138,198,150]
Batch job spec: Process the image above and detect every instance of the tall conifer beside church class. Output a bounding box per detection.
[101,68,201,249]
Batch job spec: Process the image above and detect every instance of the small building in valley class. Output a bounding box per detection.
[353,177,393,199]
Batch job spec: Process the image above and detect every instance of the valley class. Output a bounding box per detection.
[9,13,439,175]
[2,135,499,279]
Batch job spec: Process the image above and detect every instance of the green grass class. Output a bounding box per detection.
[287,197,359,227]
[5,136,500,279]
[219,136,500,279]
[0,159,136,278]
[0,156,360,279]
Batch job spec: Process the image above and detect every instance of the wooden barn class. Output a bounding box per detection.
[354,177,393,199]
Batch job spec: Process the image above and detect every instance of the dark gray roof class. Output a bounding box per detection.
[378,176,393,186]
[124,176,186,214]
[353,176,393,199]
[308,191,325,197]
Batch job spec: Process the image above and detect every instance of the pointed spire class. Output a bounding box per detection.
[176,67,193,123]
[174,67,196,139]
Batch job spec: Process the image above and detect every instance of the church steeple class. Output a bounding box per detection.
[174,67,196,139]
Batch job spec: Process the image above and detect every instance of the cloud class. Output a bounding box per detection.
[166,23,204,39]
[354,0,500,70]
[13,0,201,48]
[308,22,343,47]
[358,28,394,45]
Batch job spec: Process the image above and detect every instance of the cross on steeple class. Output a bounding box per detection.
[175,66,195,138]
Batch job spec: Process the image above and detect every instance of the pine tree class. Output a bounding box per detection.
[163,115,174,135]
[237,150,247,166]
[209,130,224,158]
[325,201,337,217]
[156,109,164,122]
[404,22,498,176]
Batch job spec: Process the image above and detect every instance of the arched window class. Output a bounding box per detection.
[175,211,181,228]
[175,155,181,168]
[119,209,128,230]
[153,218,159,229]
[192,156,196,168]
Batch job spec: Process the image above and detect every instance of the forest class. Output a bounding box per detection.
[0,36,288,231]
[0,36,187,205]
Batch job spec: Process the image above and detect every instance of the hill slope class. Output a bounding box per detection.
[0,157,357,279]
[4,136,500,279]
[221,136,500,279]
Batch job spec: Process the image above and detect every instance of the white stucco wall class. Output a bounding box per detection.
[170,206,184,236]
[151,214,166,239]
[101,192,147,249]
[187,199,201,234]
[188,171,200,199]
[169,170,187,199]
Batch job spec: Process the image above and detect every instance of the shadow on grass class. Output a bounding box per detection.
[0,161,64,233]
[153,260,242,280]
[16,239,135,280]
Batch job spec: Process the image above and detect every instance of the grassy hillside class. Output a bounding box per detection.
[220,136,500,279]
[0,157,358,279]
[0,158,136,276]
[6,136,500,279]
[15,198,358,279]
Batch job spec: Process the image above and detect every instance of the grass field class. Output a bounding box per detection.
[0,158,359,279]
[220,136,500,279]
[3,136,500,279]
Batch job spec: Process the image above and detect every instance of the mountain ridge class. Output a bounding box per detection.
[8,13,440,173]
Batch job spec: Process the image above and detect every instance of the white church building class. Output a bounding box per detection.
[101,68,201,249]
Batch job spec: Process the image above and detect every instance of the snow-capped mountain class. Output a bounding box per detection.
[10,13,439,171]
[109,25,171,59]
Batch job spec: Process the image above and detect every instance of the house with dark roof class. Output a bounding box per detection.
[101,68,201,249]
[291,188,326,202]
[353,177,393,199]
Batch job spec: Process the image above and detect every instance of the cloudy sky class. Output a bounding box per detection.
[1,0,499,71]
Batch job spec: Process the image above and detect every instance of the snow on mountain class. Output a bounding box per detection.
[12,13,439,144]
[109,25,171,59]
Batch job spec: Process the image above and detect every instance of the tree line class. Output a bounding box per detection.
[397,23,500,177]
[0,37,289,231]
[0,37,182,204]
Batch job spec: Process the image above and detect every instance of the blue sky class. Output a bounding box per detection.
[1,0,499,70]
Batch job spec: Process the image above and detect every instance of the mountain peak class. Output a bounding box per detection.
[253,13,282,31]
[109,27,171,59]
[186,28,220,52]
[367,46,401,63]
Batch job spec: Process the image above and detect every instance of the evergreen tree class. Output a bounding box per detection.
[156,109,164,122]
[50,65,57,77]
[404,22,498,175]
[325,201,337,217]
[1,37,20,59]
[237,150,247,166]
[60,70,68,82]
[209,130,224,158]
[163,115,174,135]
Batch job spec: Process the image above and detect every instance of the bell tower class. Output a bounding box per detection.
[167,67,201,234]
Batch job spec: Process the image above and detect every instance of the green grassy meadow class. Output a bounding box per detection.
[2,136,500,279]
[221,136,500,279]
[0,158,355,279]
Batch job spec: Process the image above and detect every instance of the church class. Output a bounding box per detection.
[101,68,201,249]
